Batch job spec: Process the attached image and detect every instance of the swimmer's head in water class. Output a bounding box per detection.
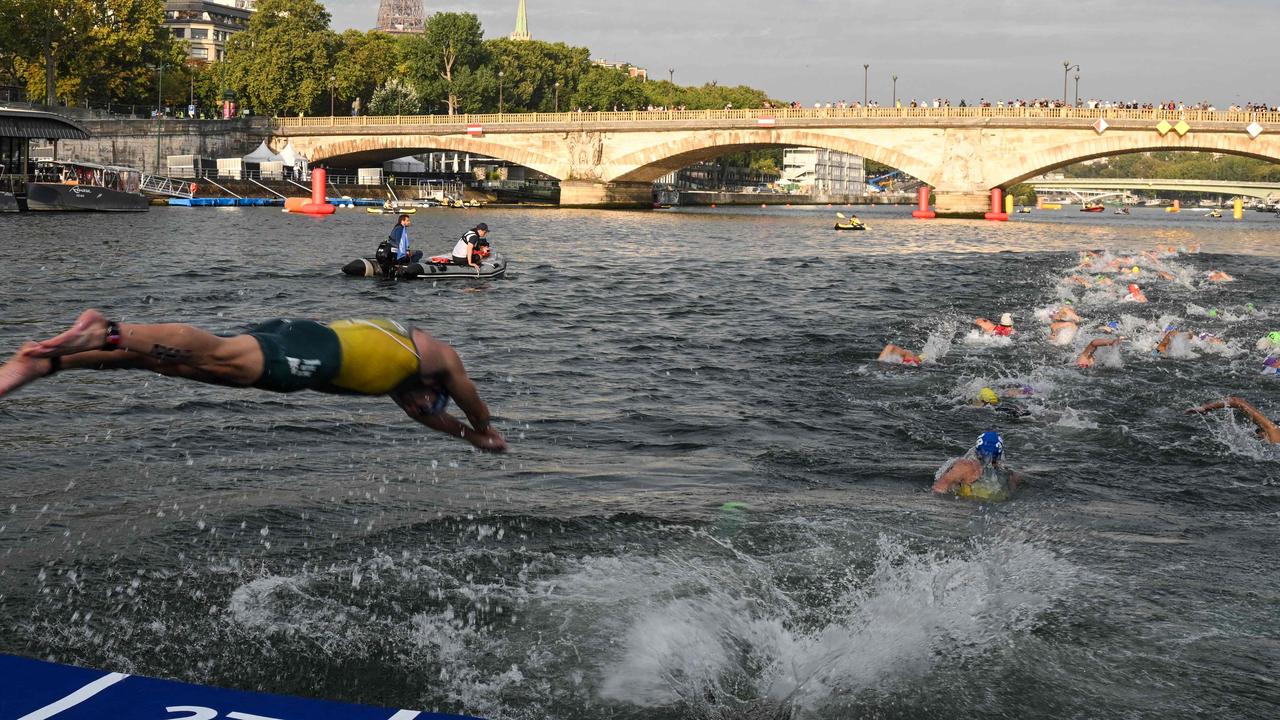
[1265,356,1279,369]
[1165,324,1178,332]
[978,387,999,406]
[1270,331,1280,346]
[1128,283,1140,293]
[975,431,1004,460]
[1106,321,1121,332]
[1131,266,1140,274]
[1208,308,1219,318]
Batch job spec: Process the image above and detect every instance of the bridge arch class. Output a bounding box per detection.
[997,136,1280,188]
[292,134,565,178]
[605,129,936,185]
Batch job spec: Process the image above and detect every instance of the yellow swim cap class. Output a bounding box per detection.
[1131,266,1140,274]
[978,387,999,406]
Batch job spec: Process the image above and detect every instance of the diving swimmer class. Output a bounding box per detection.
[0,309,507,452]
[1185,397,1280,443]
[932,431,1022,501]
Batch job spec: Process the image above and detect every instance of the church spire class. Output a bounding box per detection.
[510,0,530,40]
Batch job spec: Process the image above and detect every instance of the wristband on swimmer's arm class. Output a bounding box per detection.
[102,320,122,350]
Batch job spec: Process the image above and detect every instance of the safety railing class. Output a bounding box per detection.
[274,106,1280,131]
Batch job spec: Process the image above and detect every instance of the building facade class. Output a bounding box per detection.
[164,0,256,62]
[781,148,866,195]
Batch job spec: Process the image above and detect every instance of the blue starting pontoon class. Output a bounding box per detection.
[0,654,482,720]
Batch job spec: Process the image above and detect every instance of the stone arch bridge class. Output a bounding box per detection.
[272,107,1280,215]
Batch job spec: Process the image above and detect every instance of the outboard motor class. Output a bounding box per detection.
[375,239,394,278]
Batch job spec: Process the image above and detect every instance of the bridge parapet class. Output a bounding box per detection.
[273,106,1280,132]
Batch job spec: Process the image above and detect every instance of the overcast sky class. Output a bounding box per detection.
[323,1,1275,106]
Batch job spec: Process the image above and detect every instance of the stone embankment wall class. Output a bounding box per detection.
[677,191,913,206]
[42,118,271,172]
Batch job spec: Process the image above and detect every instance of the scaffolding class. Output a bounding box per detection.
[375,0,426,34]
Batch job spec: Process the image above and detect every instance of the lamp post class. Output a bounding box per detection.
[891,74,898,108]
[554,80,560,112]
[1074,72,1080,108]
[498,70,504,114]
[862,63,869,107]
[329,75,336,117]
[1062,61,1079,107]
[155,63,164,116]
[668,67,674,83]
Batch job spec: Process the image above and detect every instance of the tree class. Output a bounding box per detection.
[569,66,646,112]
[402,12,485,115]
[369,78,423,116]
[332,29,404,115]
[483,38,590,113]
[222,0,336,116]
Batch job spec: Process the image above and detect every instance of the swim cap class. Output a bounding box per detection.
[475,222,489,232]
[975,431,1004,460]
[1270,332,1280,345]
[1131,266,1140,274]
[1247,303,1256,311]
[1106,320,1120,331]
[1266,356,1279,368]
[978,387,999,406]
[1208,308,1218,317]
[1128,283,1140,293]
[999,313,1014,327]
[1165,324,1178,332]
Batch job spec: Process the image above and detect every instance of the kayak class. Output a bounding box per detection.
[342,252,507,280]
[834,222,867,231]
[367,207,417,214]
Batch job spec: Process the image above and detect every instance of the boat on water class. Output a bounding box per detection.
[26,161,148,212]
[834,221,866,230]
[366,206,417,215]
[1114,207,1131,215]
[343,253,507,280]
[1016,206,1032,213]
[1080,202,1105,213]
[1207,209,1223,218]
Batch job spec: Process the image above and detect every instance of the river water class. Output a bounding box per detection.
[0,204,1277,719]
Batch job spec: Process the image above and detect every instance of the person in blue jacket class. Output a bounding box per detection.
[389,214,422,265]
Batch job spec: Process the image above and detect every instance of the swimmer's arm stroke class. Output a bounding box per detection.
[1186,397,1280,443]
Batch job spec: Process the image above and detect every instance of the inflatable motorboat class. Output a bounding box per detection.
[342,253,507,280]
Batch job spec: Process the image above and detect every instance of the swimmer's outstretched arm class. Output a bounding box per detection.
[1076,337,1121,368]
[1186,397,1280,443]
[411,331,507,452]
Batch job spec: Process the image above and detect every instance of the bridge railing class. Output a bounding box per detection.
[273,106,1280,131]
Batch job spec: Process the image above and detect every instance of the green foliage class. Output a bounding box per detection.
[484,38,590,112]
[1062,152,1280,183]
[222,0,336,116]
[332,30,404,115]
[641,80,778,110]
[569,66,647,111]
[369,78,423,116]
[402,12,486,115]
[0,0,180,105]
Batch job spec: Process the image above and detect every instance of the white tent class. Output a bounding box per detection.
[278,141,308,179]
[242,141,282,163]
[384,155,426,173]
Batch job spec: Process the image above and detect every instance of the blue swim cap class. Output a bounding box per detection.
[427,385,451,415]
[975,431,1004,460]
[1107,321,1120,330]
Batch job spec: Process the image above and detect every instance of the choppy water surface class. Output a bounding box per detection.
[1,204,1278,719]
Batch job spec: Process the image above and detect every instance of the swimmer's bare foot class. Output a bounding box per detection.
[30,309,110,357]
[0,343,53,398]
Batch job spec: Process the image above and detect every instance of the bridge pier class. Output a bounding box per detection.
[933,192,992,218]
[558,180,654,209]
